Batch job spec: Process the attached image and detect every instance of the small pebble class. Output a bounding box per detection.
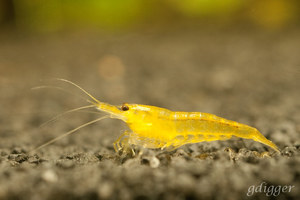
[42,170,58,183]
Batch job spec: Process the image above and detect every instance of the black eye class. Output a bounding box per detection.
[121,104,129,111]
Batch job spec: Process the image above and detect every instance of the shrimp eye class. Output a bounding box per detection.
[121,104,129,111]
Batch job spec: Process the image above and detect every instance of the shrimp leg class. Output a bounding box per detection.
[113,131,131,152]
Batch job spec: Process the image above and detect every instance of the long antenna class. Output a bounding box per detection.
[30,115,109,152]
[40,104,96,128]
[56,78,101,104]
[31,85,94,104]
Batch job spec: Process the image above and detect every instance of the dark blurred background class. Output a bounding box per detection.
[1,0,300,32]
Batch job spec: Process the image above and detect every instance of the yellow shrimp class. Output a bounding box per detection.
[100,103,280,153]
[33,79,280,153]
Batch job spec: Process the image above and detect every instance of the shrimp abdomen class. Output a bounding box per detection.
[169,112,280,152]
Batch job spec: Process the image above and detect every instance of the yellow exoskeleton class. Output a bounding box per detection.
[33,79,280,153]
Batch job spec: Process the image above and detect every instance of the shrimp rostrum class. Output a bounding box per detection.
[34,79,280,153]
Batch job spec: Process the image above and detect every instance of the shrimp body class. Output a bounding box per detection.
[97,102,280,152]
[34,79,279,153]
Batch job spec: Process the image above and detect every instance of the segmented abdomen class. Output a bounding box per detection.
[173,112,250,135]
[165,112,252,147]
